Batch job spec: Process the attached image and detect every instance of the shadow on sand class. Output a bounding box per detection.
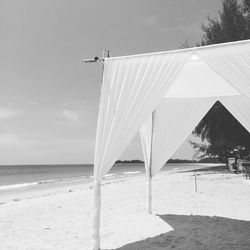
[114,214,250,250]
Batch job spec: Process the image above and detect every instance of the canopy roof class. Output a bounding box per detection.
[165,55,240,98]
[94,39,250,181]
[92,39,250,249]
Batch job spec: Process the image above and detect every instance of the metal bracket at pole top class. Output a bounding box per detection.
[83,49,110,63]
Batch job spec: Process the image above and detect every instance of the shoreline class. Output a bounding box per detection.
[0,162,223,189]
[1,164,249,249]
[0,163,226,205]
[0,169,147,205]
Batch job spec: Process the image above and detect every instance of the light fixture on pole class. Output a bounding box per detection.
[83,50,110,63]
[83,56,103,63]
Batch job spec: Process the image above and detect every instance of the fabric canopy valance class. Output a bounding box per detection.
[94,39,250,182]
[92,39,250,250]
[141,97,217,176]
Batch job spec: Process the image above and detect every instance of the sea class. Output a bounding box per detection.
[0,163,217,191]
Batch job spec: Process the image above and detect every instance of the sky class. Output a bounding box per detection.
[0,0,222,165]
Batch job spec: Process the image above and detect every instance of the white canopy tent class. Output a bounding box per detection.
[93,40,250,249]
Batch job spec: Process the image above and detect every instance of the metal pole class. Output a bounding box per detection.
[148,111,155,214]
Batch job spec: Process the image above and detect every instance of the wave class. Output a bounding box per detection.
[0,169,144,191]
[104,173,116,178]
[0,175,93,191]
[90,171,142,180]
[123,171,142,175]
[0,182,39,190]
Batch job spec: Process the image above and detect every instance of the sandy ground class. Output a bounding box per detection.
[0,166,250,250]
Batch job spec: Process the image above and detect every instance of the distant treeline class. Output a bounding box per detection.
[197,157,222,163]
[167,159,196,163]
[115,157,222,164]
[115,159,144,164]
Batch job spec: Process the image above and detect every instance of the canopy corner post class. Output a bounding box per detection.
[147,174,152,214]
[147,111,155,214]
[87,49,109,250]
[93,180,101,250]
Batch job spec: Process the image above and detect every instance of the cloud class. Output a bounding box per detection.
[26,101,38,105]
[163,22,200,34]
[0,134,34,146]
[62,100,86,107]
[59,105,97,128]
[46,137,94,146]
[141,15,159,27]
[0,134,20,144]
[62,109,79,122]
[0,107,21,119]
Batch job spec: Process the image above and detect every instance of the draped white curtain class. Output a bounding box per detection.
[93,40,250,250]
[221,95,250,133]
[197,41,250,98]
[94,51,192,181]
[140,98,216,176]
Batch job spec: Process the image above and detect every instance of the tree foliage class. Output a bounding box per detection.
[191,0,250,161]
[199,0,250,45]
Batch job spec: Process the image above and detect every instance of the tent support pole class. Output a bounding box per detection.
[93,181,101,250]
[147,174,152,214]
[148,111,155,214]
[85,50,110,250]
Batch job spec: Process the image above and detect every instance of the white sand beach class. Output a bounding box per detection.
[0,165,250,250]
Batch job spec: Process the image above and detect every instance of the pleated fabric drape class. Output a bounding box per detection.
[93,40,250,250]
[197,42,250,98]
[140,98,217,176]
[94,51,192,181]
[221,95,250,133]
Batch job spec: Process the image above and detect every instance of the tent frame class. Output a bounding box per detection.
[83,50,110,250]
[90,39,250,250]
[147,110,155,214]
